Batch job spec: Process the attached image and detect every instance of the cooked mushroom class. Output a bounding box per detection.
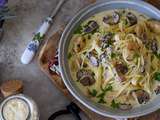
[154,86,160,95]
[80,76,95,86]
[76,69,95,86]
[119,75,126,82]
[103,16,111,25]
[147,20,160,34]
[113,12,120,24]
[103,12,120,25]
[150,40,158,53]
[83,20,99,33]
[87,51,99,67]
[100,33,113,42]
[99,51,107,62]
[115,63,128,75]
[119,103,132,110]
[132,89,150,104]
[126,12,137,26]
[77,69,89,80]
[89,56,99,67]
[100,33,114,49]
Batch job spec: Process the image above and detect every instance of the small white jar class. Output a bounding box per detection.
[0,94,39,120]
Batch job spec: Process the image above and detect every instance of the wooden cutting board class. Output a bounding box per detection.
[38,0,160,120]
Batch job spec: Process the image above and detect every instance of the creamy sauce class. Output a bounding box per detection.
[68,9,160,109]
[3,98,29,120]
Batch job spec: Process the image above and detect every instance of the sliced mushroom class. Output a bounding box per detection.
[83,20,99,33]
[132,89,150,104]
[89,56,99,67]
[119,103,132,110]
[126,12,137,26]
[150,40,158,53]
[76,69,95,86]
[115,63,128,75]
[103,16,111,25]
[80,76,95,86]
[147,20,160,34]
[119,75,126,82]
[100,33,114,49]
[103,12,120,25]
[113,12,120,24]
[99,51,107,62]
[76,69,90,80]
[100,33,113,42]
[87,51,99,67]
[154,86,160,95]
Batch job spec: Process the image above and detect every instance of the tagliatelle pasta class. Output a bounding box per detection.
[68,9,160,110]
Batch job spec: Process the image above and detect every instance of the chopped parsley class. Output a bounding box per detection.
[89,89,97,97]
[67,52,72,59]
[111,52,116,59]
[101,83,113,92]
[123,19,128,25]
[98,98,106,104]
[96,84,113,104]
[111,99,120,109]
[33,32,44,41]
[83,51,87,55]
[74,25,83,34]
[155,53,160,59]
[97,92,105,99]
[154,72,160,81]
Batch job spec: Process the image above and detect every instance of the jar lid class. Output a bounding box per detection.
[0,94,39,120]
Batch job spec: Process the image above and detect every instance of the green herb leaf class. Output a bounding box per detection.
[98,98,106,104]
[97,84,113,104]
[154,72,160,81]
[74,25,83,34]
[111,52,116,59]
[107,40,114,47]
[33,32,44,41]
[124,19,128,25]
[111,99,120,109]
[89,89,97,97]
[155,53,160,59]
[101,84,113,92]
[83,51,87,55]
[67,52,72,59]
[97,92,105,98]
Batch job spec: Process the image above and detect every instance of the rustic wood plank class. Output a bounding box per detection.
[146,0,160,9]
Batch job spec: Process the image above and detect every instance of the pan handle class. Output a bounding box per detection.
[48,102,81,120]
